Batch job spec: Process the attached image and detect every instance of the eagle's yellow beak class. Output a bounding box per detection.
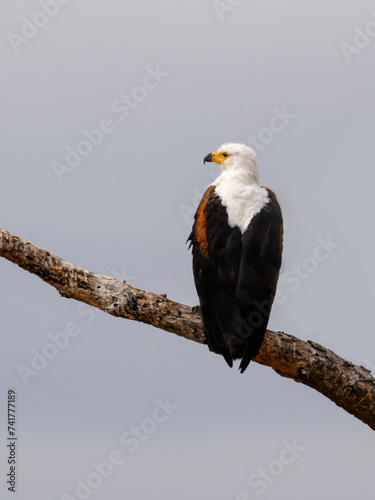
[203,151,228,164]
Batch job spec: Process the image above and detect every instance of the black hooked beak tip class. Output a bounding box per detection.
[203,153,213,164]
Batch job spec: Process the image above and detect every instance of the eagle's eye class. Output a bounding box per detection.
[223,153,228,158]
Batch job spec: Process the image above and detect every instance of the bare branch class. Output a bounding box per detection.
[1,227,374,430]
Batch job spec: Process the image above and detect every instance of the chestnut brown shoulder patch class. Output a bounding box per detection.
[194,185,215,259]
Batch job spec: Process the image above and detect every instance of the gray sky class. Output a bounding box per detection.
[1,1,375,498]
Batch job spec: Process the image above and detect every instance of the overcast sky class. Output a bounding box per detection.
[1,1,375,499]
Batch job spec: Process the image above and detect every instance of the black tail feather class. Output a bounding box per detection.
[201,300,271,373]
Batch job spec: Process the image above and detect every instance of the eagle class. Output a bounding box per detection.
[188,143,283,373]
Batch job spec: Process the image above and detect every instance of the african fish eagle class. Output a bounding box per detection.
[188,143,283,373]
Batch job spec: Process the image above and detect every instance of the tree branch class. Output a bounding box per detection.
[1,227,374,430]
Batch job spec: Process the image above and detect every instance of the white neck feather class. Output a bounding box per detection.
[212,167,269,234]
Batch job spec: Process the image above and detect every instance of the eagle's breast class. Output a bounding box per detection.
[213,172,270,233]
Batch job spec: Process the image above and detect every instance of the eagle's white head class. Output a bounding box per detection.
[204,143,259,184]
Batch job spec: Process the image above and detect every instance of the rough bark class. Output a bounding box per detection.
[1,227,374,430]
